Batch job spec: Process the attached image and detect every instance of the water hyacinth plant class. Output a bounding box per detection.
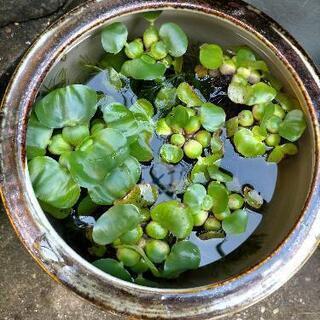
[26,11,307,286]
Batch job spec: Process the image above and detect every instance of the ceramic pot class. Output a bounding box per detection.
[1,1,319,319]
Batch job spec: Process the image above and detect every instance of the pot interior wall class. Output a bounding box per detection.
[39,9,314,288]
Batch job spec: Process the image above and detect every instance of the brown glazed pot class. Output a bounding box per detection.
[1,0,320,319]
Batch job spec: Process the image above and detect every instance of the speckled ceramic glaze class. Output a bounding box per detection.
[1,1,320,319]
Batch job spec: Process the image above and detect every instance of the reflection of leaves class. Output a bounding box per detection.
[224,233,266,262]
[41,68,68,95]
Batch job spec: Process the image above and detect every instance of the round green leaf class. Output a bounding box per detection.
[159,23,188,57]
[166,105,190,129]
[279,109,306,142]
[235,47,256,66]
[183,184,207,210]
[200,102,226,132]
[39,200,71,219]
[62,125,90,147]
[245,82,277,106]
[176,82,204,107]
[93,204,141,245]
[160,144,184,164]
[129,131,153,162]
[48,134,73,155]
[35,85,97,128]
[98,51,127,72]
[155,87,177,110]
[276,92,298,111]
[199,44,223,69]
[121,58,166,80]
[77,195,99,216]
[142,11,162,22]
[92,258,132,282]
[234,128,266,158]
[162,241,200,279]
[207,165,233,183]
[222,209,248,234]
[89,156,141,205]
[226,116,239,138]
[102,102,138,138]
[130,99,154,118]
[26,112,53,159]
[29,156,80,209]
[151,200,193,239]
[65,128,129,188]
[243,186,263,209]
[101,22,128,54]
[115,183,158,207]
[267,146,284,163]
[207,182,229,214]
[227,82,248,104]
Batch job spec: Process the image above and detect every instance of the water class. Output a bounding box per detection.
[52,67,278,268]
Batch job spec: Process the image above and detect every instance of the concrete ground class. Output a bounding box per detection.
[0,1,319,319]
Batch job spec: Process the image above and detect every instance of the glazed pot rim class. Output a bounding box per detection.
[1,0,320,318]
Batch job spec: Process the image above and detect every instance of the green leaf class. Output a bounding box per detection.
[155,86,177,110]
[226,116,239,138]
[151,200,193,239]
[93,204,141,245]
[62,125,90,147]
[142,11,162,22]
[222,209,248,234]
[207,165,233,183]
[242,60,269,72]
[35,84,97,128]
[176,82,203,107]
[77,195,99,216]
[199,44,223,69]
[162,241,200,278]
[190,157,209,184]
[227,82,248,104]
[102,102,138,138]
[183,184,207,210]
[92,258,132,282]
[89,156,141,205]
[279,109,306,142]
[267,146,284,163]
[210,134,223,153]
[98,50,127,72]
[26,112,53,159]
[275,92,298,111]
[115,183,158,207]
[130,99,154,118]
[104,67,123,90]
[129,131,153,162]
[166,105,190,129]
[101,22,128,54]
[160,144,184,164]
[236,47,256,66]
[245,82,277,106]
[39,200,71,219]
[48,134,73,155]
[243,186,263,209]
[121,58,166,80]
[234,128,266,157]
[159,23,188,57]
[29,156,80,209]
[65,128,129,188]
[207,182,229,214]
[200,102,226,132]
